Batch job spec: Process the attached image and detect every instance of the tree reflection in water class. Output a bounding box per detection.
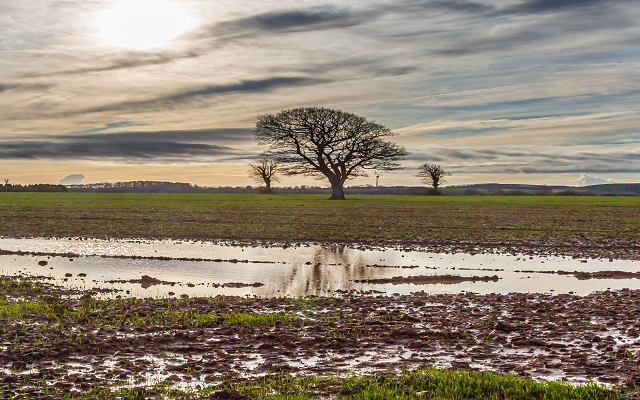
[254,245,389,297]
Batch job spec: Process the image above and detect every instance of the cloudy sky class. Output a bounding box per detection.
[1,0,639,187]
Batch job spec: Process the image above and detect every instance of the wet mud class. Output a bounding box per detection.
[515,270,640,280]
[3,275,640,398]
[353,274,500,284]
[103,275,265,289]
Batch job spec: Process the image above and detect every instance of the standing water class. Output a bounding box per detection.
[1,238,638,297]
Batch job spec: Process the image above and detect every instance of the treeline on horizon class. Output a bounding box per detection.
[0,183,68,192]
[1,180,639,196]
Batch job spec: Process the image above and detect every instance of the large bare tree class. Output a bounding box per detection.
[255,107,409,200]
[248,159,280,193]
[417,163,451,194]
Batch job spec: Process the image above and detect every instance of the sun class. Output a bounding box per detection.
[97,0,194,50]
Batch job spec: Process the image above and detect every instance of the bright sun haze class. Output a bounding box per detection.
[96,0,194,50]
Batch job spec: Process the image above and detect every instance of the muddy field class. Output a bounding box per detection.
[0,195,638,261]
[1,194,639,398]
[2,274,640,398]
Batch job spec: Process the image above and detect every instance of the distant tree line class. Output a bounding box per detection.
[2,180,637,196]
[67,181,199,193]
[0,183,68,192]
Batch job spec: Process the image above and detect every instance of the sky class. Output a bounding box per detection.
[1,0,639,187]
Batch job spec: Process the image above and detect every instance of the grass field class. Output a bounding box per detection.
[0,193,638,246]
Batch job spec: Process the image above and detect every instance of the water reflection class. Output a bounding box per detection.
[0,238,639,298]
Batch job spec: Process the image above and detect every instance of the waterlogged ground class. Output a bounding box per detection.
[3,237,640,398]
[1,276,640,399]
[1,238,640,298]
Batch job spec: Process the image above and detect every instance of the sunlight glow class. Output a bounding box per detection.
[97,0,194,50]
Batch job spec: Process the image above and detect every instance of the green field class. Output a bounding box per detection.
[0,193,638,247]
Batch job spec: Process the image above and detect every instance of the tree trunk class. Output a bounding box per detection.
[329,180,346,200]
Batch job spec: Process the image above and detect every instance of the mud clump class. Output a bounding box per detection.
[106,275,175,288]
[354,274,500,285]
[516,270,640,280]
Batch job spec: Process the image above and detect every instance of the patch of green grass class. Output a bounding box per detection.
[210,369,624,399]
[223,311,293,326]
[0,276,55,296]
[0,193,638,245]
[0,299,52,319]
[8,368,625,399]
[0,287,293,330]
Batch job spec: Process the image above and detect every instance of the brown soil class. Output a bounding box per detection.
[353,274,500,284]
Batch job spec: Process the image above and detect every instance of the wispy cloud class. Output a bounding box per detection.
[79,76,330,115]
[16,50,203,78]
[0,83,53,92]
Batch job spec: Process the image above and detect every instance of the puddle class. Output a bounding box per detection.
[1,238,639,298]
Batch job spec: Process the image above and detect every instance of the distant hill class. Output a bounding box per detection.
[573,183,640,196]
[2,181,637,196]
[443,183,640,196]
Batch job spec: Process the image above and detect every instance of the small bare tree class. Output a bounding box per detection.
[248,159,279,193]
[417,164,451,194]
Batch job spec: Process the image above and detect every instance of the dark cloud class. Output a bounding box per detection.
[0,84,19,92]
[157,77,328,101]
[0,83,52,92]
[432,30,548,56]
[413,146,640,161]
[453,163,640,174]
[421,0,493,13]
[18,51,202,78]
[0,140,235,160]
[82,76,329,114]
[378,0,493,16]
[199,1,492,40]
[144,0,501,47]
[0,129,256,161]
[225,9,365,32]
[70,128,255,144]
[410,146,640,174]
[508,0,623,14]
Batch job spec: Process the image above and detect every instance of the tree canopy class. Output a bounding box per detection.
[255,107,409,199]
[417,163,451,194]
[248,159,279,193]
